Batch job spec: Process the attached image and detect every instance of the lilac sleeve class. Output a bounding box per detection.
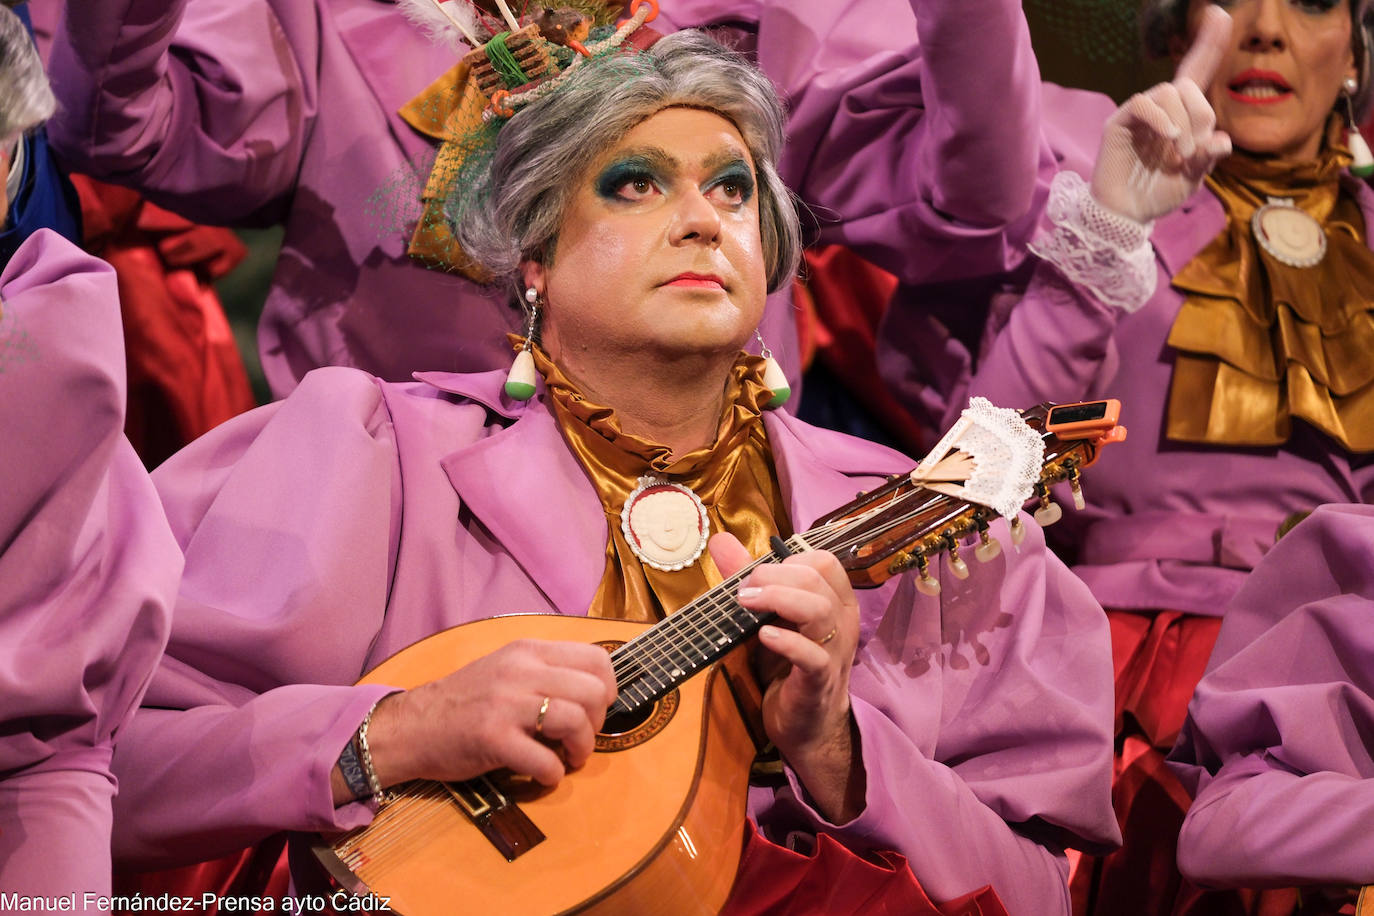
[772,518,1120,912]
[1171,504,1374,887]
[47,0,313,223]
[959,259,1130,427]
[110,369,404,866]
[0,231,179,899]
[761,0,1048,283]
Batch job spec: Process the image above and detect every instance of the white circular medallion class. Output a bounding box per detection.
[1251,197,1326,268]
[620,476,710,572]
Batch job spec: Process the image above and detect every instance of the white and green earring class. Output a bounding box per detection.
[754,330,789,408]
[505,287,540,400]
[1344,77,1374,178]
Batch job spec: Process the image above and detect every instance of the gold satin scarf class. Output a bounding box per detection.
[1166,136,1374,451]
[533,347,791,623]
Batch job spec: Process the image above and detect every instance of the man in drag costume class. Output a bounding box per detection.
[100,22,1120,916]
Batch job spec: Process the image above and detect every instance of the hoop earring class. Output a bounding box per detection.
[505,287,541,400]
[1342,76,1374,177]
[753,329,790,408]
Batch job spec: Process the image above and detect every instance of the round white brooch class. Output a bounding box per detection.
[620,476,710,572]
[1251,197,1326,268]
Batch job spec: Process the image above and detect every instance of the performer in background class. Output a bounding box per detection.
[45,0,1050,406]
[0,9,180,904]
[1171,504,1374,914]
[106,26,1118,914]
[962,1,1374,912]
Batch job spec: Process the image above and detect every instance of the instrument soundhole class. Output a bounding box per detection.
[596,688,679,752]
[594,639,679,752]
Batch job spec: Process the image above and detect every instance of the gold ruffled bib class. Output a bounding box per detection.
[534,347,790,622]
[1166,141,1374,452]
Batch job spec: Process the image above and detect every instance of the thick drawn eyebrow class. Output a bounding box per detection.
[701,150,753,178]
[601,146,679,176]
[598,145,754,185]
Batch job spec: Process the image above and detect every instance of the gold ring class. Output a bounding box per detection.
[815,626,838,647]
[534,696,552,736]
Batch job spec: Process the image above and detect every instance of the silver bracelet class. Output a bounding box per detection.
[356,702,386,807]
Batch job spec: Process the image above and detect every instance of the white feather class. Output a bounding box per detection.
[398,0,484,51]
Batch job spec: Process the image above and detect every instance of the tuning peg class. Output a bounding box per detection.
[1067,468,1085,510]
[974,527,1002,562]
[946,542,970,579]
[1009,516,1027,546]
[914,554,941,596]
[1033,483,1062,526]
[1034,498,1062,527]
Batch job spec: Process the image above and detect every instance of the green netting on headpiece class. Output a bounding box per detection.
[370,2,660,285]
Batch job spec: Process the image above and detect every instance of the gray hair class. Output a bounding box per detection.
[0,6,53,145]
[1141,0,1374,119]
[452,30,802,297]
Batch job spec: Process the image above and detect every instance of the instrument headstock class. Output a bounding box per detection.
[813,401,1125,592]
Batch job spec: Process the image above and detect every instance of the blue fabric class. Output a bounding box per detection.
[0,3,82,268]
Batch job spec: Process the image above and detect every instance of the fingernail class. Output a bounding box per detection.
[738,586,763,600]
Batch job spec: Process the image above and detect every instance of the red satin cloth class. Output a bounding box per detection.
[793,246,930,455]
[721,820,1007,916]
[1070,610,1299,916]
[70,175,256,467]
[113,839,290,916]
[114,821,1007,916]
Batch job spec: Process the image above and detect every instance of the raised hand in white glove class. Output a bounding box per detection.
[1091,5,1234,224]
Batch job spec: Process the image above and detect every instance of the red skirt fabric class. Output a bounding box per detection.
[113,837,290,916]
[70,175,256,467]
[722,820,1007,916]
[115,820,1007,916]
[1070,609,1300,916]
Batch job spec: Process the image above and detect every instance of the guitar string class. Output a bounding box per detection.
[347,430,1070,861]
[347,786,454,868]
[604,483,922,680]
[605,498,917,687]
[609,428,1080,683]
[603,441,1076,695]
[605,485,951,691]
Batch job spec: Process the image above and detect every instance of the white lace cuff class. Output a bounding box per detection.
[1028,170,1157,313]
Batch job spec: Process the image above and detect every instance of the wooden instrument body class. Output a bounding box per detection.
[317,400,1128,914]
[317,614,763,916]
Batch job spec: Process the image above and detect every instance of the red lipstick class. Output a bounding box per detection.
[664,272,725,289]
[1226,69,1293,106]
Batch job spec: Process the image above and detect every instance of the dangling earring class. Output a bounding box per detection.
[505,287,540,400]
[753,329,789,408]
[1342,76,1374,177]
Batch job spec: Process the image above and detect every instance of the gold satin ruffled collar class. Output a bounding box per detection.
[531,345,789,622]
[1166,135,1374,452]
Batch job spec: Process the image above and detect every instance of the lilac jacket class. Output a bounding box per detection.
[0,232,179,907]
[118,366,1119,912]
[1169,504,1374,888]
[961,88,1374,615]
[46,0,1044,398]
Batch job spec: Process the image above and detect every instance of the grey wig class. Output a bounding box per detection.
[1141,0,1374,119]
[451,30,803,296]
[0,5,53,145]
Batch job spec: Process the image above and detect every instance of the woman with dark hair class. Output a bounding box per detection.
[102,25,1119,915]
[960,1,1374,912]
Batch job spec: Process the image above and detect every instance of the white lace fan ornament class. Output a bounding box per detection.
[909,397,1045,522]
